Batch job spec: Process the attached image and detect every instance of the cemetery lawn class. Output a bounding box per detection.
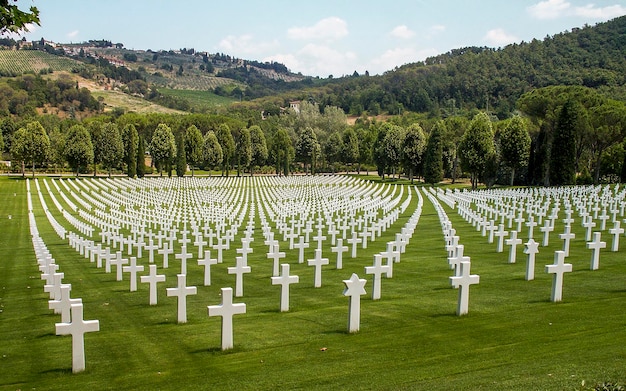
[1,175,625,390]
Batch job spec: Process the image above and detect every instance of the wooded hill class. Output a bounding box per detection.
[1,15,624,118]
[253,15,626,118]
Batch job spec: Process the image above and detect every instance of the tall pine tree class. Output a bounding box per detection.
[423,120,444,185]
[550,100,578,186]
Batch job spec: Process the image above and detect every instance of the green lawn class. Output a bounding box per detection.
[0,176,624,390]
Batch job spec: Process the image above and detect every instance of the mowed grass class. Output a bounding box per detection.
[0,176,624,390]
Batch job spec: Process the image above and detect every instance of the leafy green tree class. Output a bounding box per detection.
[235,127,251,176]
[184,125,203,177]
[401,123,427,183]
[87,121,104,177]
[295,127,319,175]
[202,131,222,175]
[323,131,343,172]
[460,112,495,189]
[341,128,359,171]
[121,124,138,178]
[423,121,445,185]
[136,135,146,178]
[249,125,268,175]
[0,1,40,34]
[443,116,468,184]
[271,127,293,176]
[373,124,388,179]
[150,123,177,177]
[10,121,50,177]
[499,116,531,186]
[215,123,235,176]
[588,101,626,184]
[100,122,124,177]
[47,128,65,173]
[381,123,405,179]
[550,100,578,186]
[175,131,186,177]
[63,124,93,177]
[356,125,375,175]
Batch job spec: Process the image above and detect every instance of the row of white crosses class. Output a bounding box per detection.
[36,175,421,347]
[424,188,480,316]
[444,185,625,302]
[27,180,99,373]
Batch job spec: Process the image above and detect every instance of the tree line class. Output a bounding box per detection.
[2,85,625,187]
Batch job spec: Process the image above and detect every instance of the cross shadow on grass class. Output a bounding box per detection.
[40,367,73,375]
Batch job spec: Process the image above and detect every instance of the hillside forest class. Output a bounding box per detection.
[1,16,626,188]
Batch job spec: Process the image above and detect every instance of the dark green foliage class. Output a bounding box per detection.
[424,121,444,185]
[460,112,495,189]
[175,131,186,177]
[550,100,578,186]
[122,124,138,178]
[136,135,145,177]
[63,124,93,176]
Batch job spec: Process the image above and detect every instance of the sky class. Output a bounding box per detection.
[8,0,626,78]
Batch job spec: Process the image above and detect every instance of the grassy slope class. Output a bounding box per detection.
[0,176,624,390]
[157,88,236,111]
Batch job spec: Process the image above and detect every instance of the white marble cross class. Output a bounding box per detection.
[207,287,246,350]
[331,238,349,269]
[158,242,173,269]
[448,244,470,277]
[449,261,480,316]
[582,215,596,242]
[271,263,299,312]
[140,264,166,305]
[198,250,218,286]
[526,215,538,239]
[293,236,309,264]
[505,230,522,264]
[559,225,575,257]
[523,238,539,281]
[228,256,252,297]
[49,284,81,322]
[540,220,554,247]
[608,221,624,252]
[545,250,572,302]
[55,303,100,373]
[267,244,286,277]
[213,238,227,263]
[364,254,390,300]
[110,252,129,281]
[494,224,508,253]
[123,257,144,292]
[347,231,362,258]
[145,239,158,264]
[175,244,192,275]
[586,232,606,270]
[166,274,197,323]
[342,273,367,333]
[307,249,329,288]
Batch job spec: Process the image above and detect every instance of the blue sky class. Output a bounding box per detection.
[9,0,626,77]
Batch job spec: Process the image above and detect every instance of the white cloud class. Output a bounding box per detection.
[287,17,348,41]
[527,0,571,19]
[430,24,446,34]
[390,25,415,39]
[218,34,279,55]
[266,43,357,77]
[528,0,626,20]
[2,22,39,39]
[369,47,438,74]
[573,4,626,19]
[483,28,519,46]
[67,30,79,39]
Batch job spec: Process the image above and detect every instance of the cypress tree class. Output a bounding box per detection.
[423,121,444,185]
[176,131,186,177]
[549,100,578,186]
[136,135,145,178]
